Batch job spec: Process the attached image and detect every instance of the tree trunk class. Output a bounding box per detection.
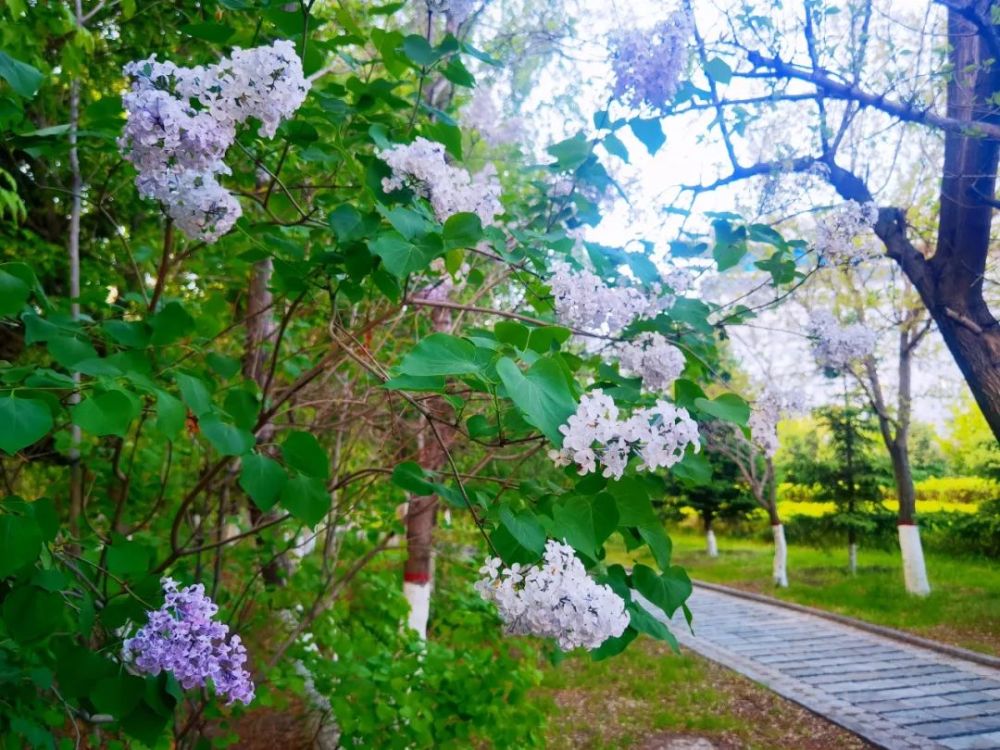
[704,515,718,558]
[878,8,1000,441]
[403,487,437,640]
[402,296,455,639]
[765,479,788,587]
[243,258,285,586]
[898,524,931,596]
[848,542,858,576]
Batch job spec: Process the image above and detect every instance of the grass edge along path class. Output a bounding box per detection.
[616,532,1000,657]
[537,637,877,750]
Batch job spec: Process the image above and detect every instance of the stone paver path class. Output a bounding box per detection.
[648,586,1000,750]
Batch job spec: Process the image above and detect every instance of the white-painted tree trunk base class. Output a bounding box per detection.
[772,524,788,587]
[898,524,931,596]
[706,529,719,558]
[848,543,858,575]
[403,581,431,639]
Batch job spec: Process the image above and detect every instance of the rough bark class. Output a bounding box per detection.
[878,8,1000,441]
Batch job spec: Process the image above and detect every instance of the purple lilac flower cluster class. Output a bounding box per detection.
[123,578,255,705]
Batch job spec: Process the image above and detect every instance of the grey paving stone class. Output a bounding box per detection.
[907,715,1000,739]
[642,586,1000,750]
[938,731,1000,750]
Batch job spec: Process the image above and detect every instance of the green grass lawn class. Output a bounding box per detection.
[537,638,874,749]
[612,531,1000,656]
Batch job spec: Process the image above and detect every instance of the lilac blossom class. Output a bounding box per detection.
[378,137,503,225]
[610,11,691,110]
[476,540,629,651]
[123,578,255,705]
[550,389,700,479]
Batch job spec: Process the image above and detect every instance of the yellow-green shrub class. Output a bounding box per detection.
[912,476,999,505]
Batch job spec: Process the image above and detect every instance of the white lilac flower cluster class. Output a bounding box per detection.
[119,40,310,242]
[548,260,674,335]
[378,137,502,226]
[122,578,254,705]
[807,310,878,370]
[610,10,691,110]
[616,332,685,393]
[747,388,784,458]
[475,540,630,651]
[550,389,700,480]
[815,200,879,265]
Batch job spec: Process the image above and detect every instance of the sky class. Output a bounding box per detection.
[474,0,971,430]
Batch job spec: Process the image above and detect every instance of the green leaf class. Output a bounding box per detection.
[206,352,241,380]
[694,393,750,426]
[399,333,490,376]
[552,493,618,558]
[240,454,287,511]
[3,586,63,642]
[0,397,52,454]
[154,390,185,438]
[499,508,546,556]
[494,320,529,349]
[0,52,42,98]
[381,205,434,240]
[547,133,591,171]
[329,204,366,242]
[179,22,235,43]
[712,219,748,272]
[590,627,638,660]
[402,34,438,66]
[281,431,329,479]
[103,320,150,348]
[106,534,151,577]
[149,301,195,345]
[704,56,733,84]
[526,326,571,353]
[673,378,707,409]
[391,461,437,495]
[638,526,673,571]
[175,373,213,416]
[200,417,254,456]
[71,390,138,437]
[608,479,659,528]
[629,117,665,155]
[672,450,712,485]
[47,335,98,368]
[602,132,629,162]
[223,389,260,431]
[632,564,692,618]
[0,514,43,578]
[369,231,438,278]
[442,212,484,249]
[496,356,576,444]
[441,56,475,87]
[281,474,331,526]
[91,674,145,717]
[0,269,30,317]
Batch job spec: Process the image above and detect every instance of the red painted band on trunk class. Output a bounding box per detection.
[404,572,431,584]
[770,522,782,527]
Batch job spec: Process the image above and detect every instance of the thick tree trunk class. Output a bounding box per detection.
[879,9,1000,441]
[898,524,931,597]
